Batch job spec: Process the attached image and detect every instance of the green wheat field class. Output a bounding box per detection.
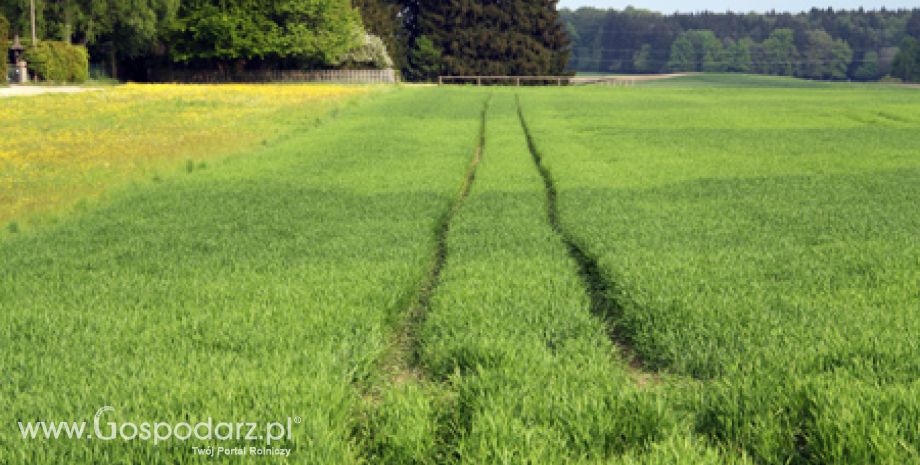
[2,75,920,464]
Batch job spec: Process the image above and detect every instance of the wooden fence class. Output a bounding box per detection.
[438,75,572,86]
[149,68,399,84]
[437,75,675,87]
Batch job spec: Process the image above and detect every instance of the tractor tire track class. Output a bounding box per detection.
[356,95,491,463]
[377,94,490,386]
[514,94,657,384]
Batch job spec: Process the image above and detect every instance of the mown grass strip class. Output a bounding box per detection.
[515,94,654,382]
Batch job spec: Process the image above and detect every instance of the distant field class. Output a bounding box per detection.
[2,80,919,464]
[634,73,843,87]
[0,84,370,231]
[575,72,863,88]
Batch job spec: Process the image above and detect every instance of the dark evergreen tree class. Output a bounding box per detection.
[414,0,570,76]
[907,9,920,40]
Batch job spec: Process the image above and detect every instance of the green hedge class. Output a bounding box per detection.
[1,15,9,83]
[23,41,90,83]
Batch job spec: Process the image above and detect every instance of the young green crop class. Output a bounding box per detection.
[363,92,749,465]
[518,84,920,464]
[0,88,486,464]
[5,79,919,465]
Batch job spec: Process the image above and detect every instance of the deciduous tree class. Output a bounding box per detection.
[171,0,362,68]
[762,28,799,76]
[892,37,920,82]
[853,51,879,80]
[801,29,852,79]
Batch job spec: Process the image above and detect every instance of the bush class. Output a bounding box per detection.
[23,41,90,83]
[336,32,394,70]
[1,15,9,83]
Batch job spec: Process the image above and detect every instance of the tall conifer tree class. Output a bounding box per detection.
[413,0,569,76]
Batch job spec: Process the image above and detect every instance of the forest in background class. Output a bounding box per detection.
[1,0,569,81]
[562,7,920,81]
[4,2,920,82]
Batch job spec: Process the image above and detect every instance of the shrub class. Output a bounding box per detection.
[1,15,9,83]
[23,41,90,83]
[336,32,393,70]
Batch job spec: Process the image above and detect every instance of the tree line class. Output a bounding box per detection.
[2,0,569,81]
[563,7,920,82]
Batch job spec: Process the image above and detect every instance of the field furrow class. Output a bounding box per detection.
[515,94,655,381]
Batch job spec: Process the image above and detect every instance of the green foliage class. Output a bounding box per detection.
[667,30,723,72]
[908,9,920,40]
[563,7,911,81]
[405,35,441,81]
[337,31,394,69]
[723,38,753,72]
[169,3,276,63]
[23,41,90,82]
[761,28,799,76]
[853,51,880,81]
[171,0,362,67]
[276,0,363,65]
[2,0,178,79]
[632,43,654,73]
[354,0,407,71]
[892,37,920,82]
[0,14,8,82]
[800,29,853,80]
[666,35,694,71]
[414,0,570,76]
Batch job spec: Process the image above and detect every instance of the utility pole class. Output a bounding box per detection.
[31,0,37,44]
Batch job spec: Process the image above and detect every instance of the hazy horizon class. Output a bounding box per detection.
[558,1,918,13]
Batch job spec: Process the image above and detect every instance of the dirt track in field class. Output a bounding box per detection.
[0,86,101,98]
[569,73,688,85]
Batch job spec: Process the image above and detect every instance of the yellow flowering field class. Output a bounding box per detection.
[0,83,372,229]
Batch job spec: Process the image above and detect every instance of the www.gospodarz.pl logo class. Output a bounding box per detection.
[18,406,302,455]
